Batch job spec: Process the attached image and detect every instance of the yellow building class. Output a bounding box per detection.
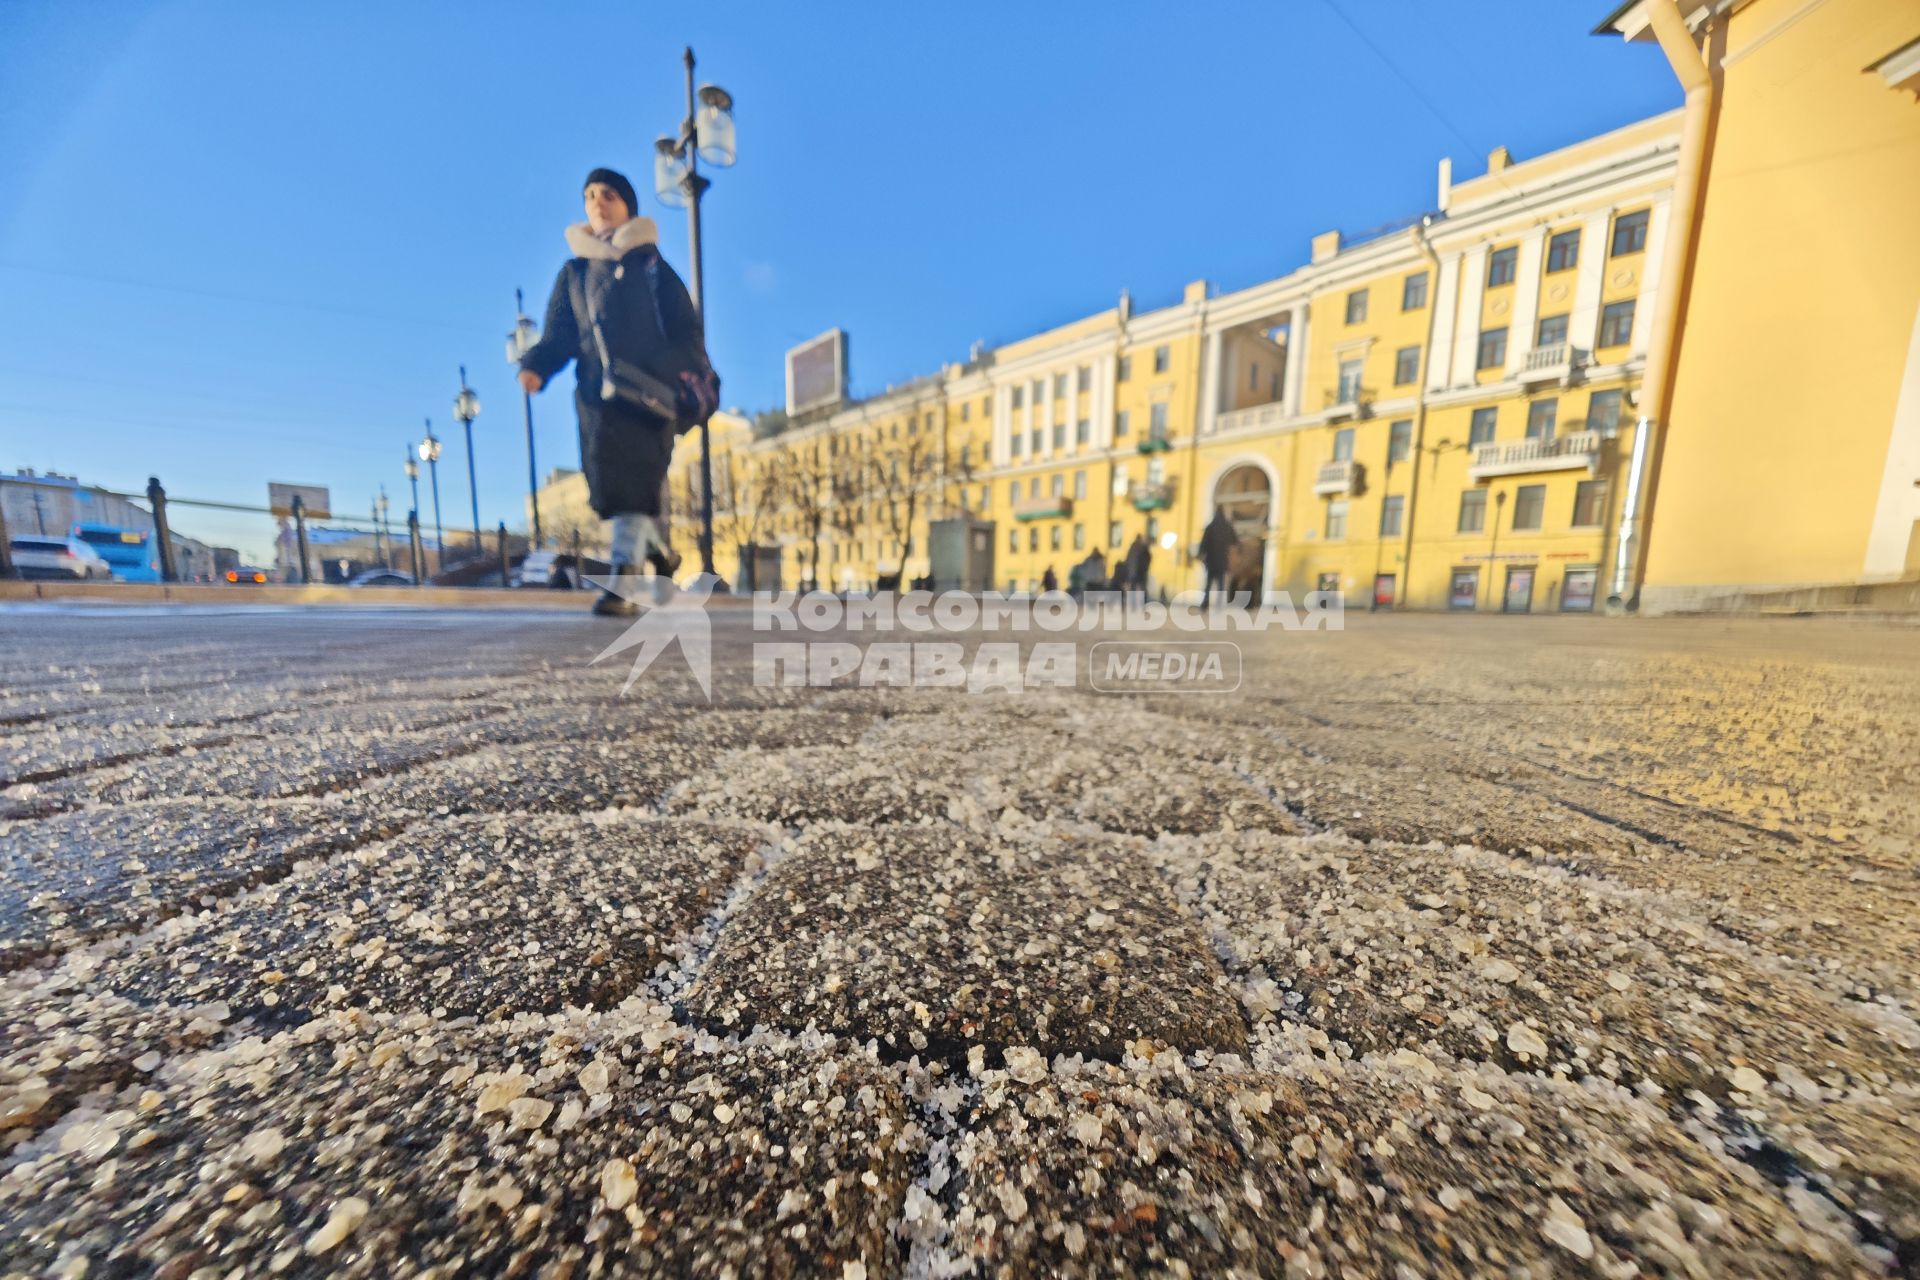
[1599,0,1920,611]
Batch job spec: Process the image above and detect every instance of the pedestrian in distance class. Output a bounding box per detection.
[1123,533,1151,607]
[516,168,720,617]
[1041,564,1059,593]
[1199,507,1237,608]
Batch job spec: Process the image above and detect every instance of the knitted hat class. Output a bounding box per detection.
[583,167,639,218]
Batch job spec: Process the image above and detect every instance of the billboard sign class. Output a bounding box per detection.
[268,483,331,519]
[786,328,848,416]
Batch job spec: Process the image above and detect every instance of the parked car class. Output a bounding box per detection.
[9,536,114,581]
[346,568,415,588]
[224,566,270,584]
[514,551,595,589]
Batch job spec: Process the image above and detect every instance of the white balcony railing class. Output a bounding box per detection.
[1129,479,1176,511]
[1214,400,1289,435]
[1467,430,1602,480]
[1314,459,1358,495]
[1518,343,1589,385]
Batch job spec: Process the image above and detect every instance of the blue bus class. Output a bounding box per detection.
[72,522,160,583]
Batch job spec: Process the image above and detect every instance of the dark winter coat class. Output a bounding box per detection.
[1200,511,1238,574]
[1123,537,1151,588]
[518,218,715,519]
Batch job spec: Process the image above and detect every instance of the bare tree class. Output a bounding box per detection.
[711,449,781,590]
[773,437,833,592]
[870,429,949,589]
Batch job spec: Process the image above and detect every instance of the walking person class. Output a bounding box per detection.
[1041,564,1059,593]
[1199,507,1237,609]
[516,168,718,617]
[1123,533,1151,608]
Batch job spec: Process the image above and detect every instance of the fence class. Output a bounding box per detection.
[0,474,555,590]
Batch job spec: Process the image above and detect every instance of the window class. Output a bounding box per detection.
[1598,300,1635,348]
[1077,366,1091,394]
[1030,429,1042,453]
[1109,520,1123,548]
[960,402,970,422]
[1146,516,1160,540]
[1075,419,1089,446]
[959,443,972,471]
[890,423,898,440]
[1477,327,1508,370]
[1011,385,1024,409]
[1052,423,1066,450]
[1487,246,1518,287]
[1146,456,1166,484]
[1029,528,1039,551]
[1337,358,1363,403]
[981,396,991,419]
[1402,271,1429,310]
[1053,373,1066,399]
[1009,529,1019,552]
[1010,431,1022,458]
[1050,525,1062,551]
[1469,406,1498,447]
[1112,467,1128,497]
[1325,500,1349,540]
[1149,402,1169,436]
[1379,494,1404,537]
[1547,229,1580,273]
[1050,473,1063,497]
[1611,209,1650,257]
[1572,479,1608,527]
[1249,362,1259,390]
[1587,388,1624,436]
[1153,345,1170,374]
[1345,289,1369,324]
[1388,419,1412,463]
[980,485,989,510]
[1030,380,1044,407]
[1073,524,1085,550]
[1029,477,1040,496]
[1117,355,1132,382]
[1333,427,1355,462]
[1393,345,1420,385]
[1458,489,1487,533]
[1512,484,1546,530]
[1525,399,1558,440]
[1073,470,1087,499]
[1535,314,1569,348]
[1115,409,1130,437]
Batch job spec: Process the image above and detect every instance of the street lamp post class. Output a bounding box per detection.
[453,367,482,554]
[377,487,393,569]
[654,46,736,581]
[506,292,543,548]
[419,419,446,572]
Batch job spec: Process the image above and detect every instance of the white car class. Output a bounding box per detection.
[514,551,591,589]
[9,536,114,581]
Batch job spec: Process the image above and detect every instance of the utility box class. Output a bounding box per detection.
[928,517,994,592]
[735,542,783,593]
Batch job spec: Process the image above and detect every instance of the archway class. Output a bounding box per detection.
[1210,463,1276,596]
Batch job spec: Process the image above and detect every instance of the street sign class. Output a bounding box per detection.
[268,483,331,518]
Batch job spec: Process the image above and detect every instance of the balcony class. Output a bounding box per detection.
[1313,459,1358,496]
[1214,400,1288,435]
[1013,494,1073,522]
[1466,430,1602,480]
[1129,479,1176,511]
[1517,343,1589,387]
[1136,431,1172,455]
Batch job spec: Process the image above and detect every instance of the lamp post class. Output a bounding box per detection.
[403,452,421,525]
[453,367,482,554]
[506,292,543,548]
[654,46,736,581]
[377,487,393,569]
[419,420,446,570]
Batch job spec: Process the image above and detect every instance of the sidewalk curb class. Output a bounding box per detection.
[0,581,755,610]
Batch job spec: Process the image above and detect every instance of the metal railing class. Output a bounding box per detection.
[1314,459,1357,494]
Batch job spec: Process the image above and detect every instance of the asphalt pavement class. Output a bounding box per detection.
[1,605,1915,1277]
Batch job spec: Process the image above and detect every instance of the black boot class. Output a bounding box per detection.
[648,546,683,578]
[592,564,639,617]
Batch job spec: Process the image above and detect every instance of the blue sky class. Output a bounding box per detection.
[0,0,1678,559]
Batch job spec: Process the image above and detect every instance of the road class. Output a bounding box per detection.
[1,604,1916,1276]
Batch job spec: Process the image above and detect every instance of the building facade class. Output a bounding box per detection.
[664,107,1700,611]
[1601,0,1920,610]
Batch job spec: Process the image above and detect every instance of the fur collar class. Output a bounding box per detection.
[564,217,660,261]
